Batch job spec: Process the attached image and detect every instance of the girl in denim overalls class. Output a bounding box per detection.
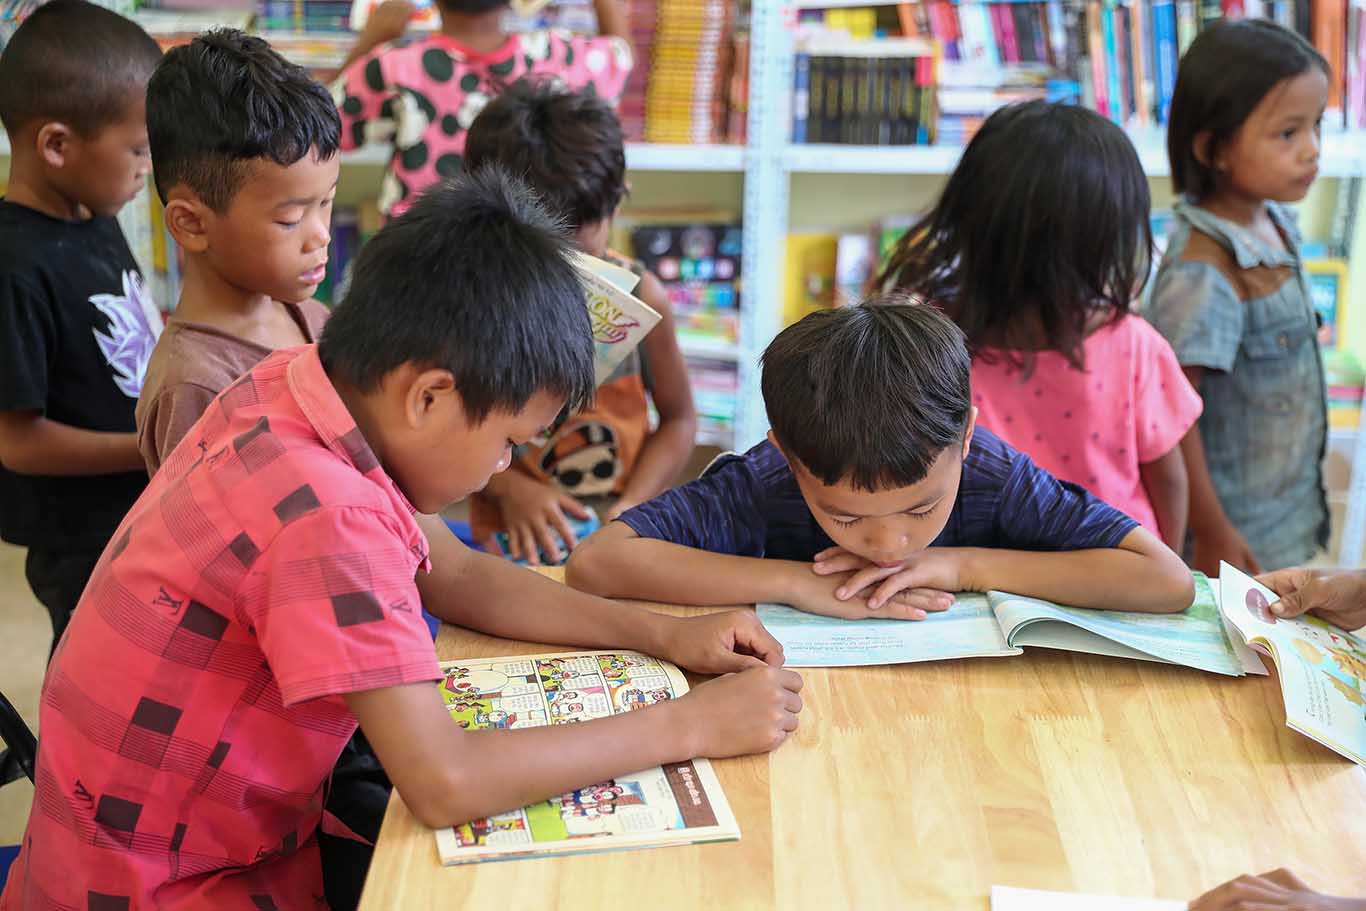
[1148,19,1330,576]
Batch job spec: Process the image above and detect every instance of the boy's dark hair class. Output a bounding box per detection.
[1168,19,1328,201]
[434,0,508,13]
[877,101,1150,372]
[0,0,161,137]
[761,298,972,492]
[146,29,340,210]
[465,79,626,230]
[319,166,595,424]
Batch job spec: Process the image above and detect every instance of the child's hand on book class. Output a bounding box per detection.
[811,547,958,615]
[788,558,947,621]
[658,610,786,674]
[1257,567,1366,631]
[678,666,804,757]
[1191,868,1366,911]
[493,471,592,565]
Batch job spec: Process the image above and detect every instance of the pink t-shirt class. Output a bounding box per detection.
[969,315,1202,537]
[334,30,634,217]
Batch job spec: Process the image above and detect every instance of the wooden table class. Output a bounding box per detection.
[359,571,1366,909]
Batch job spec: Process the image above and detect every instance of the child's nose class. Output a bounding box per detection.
[865,524,907,560]
[306,219,331,251]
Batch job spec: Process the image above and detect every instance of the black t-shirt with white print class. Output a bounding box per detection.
[0,200,157,550]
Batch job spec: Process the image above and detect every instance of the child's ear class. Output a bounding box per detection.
[163,193,213,255]
[35,122,73,169]
[405,367,459,429]
[961,406,978,459]
[1192,131,1215,168]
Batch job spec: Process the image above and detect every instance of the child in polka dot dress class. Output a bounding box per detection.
[878,101,1201,550]
[333,0,632,217]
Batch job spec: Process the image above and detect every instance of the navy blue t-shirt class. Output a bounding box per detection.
[618,428,1138,560]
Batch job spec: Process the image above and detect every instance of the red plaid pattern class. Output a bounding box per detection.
[1,346,441,910]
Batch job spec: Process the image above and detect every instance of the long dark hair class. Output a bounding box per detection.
[876,100,1151,371]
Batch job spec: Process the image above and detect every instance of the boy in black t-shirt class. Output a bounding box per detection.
[0,1,164,652]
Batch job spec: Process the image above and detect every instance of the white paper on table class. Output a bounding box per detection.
[991,885,1186,911]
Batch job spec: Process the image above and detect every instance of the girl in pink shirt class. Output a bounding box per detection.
[333,0,632,218]
[878,101,1201,550]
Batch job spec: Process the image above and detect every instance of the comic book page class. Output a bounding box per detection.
[432,651,740,864]
[1218,564,1366,765]
[572,252,661,387]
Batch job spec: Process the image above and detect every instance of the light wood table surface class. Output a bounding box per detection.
[359,569,1366,909]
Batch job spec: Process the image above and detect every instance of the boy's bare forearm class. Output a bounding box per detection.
[0,412,143,476]
[413,514,669,651]
[615,418,695,508]
[348,683,695,830]
[568,524,796,606]
[956,528,1193,613]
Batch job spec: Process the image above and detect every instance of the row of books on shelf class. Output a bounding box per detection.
[793,0,1366,144]
[121,0,750,144]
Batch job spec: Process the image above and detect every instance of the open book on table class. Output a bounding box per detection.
[432,650,739,865]
[758,573,1268,677]
[572,251,662,386]
[1218,563,1366,766]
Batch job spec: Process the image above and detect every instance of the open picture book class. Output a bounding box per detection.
[1218,563,1366,766]
[433,650,739,865]
[757,573,1268,677]
[572,251,662,386]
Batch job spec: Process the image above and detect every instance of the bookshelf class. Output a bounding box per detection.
[2,2,1363,540]
[781,128,1366,176]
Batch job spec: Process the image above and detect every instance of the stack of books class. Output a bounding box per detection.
[644,0,735,143]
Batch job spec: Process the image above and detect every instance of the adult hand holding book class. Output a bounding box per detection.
[1258,567,1366,632]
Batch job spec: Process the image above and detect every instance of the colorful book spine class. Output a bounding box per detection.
[792,51,810,144]
[1176,0,1198,52]
[1153,0,1179,123]
[1130,0,1153,127]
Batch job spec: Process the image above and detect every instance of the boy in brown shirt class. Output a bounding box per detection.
[135,30,338,474]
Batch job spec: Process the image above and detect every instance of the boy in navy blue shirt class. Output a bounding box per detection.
[568,299,1194,618]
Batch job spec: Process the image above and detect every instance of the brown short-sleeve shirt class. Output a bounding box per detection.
[135,300,329,475]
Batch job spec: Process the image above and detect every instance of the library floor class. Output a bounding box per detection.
[0,541,45,847]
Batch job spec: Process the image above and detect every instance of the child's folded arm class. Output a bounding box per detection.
[953,526,1194,613]
[567,520,801,606]
[569,523,935,620]
[0,410,144,475]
